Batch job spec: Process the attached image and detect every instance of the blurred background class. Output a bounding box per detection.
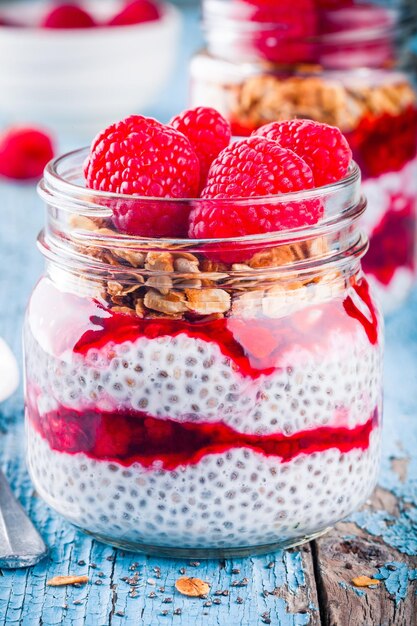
[0,0,415,320]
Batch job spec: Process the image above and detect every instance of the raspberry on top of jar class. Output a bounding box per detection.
[26,108,382,554]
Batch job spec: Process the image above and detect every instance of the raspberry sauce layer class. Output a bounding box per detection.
[28,403,379,470]
[345,105,417,180]
[29,276,378,382]
[76,276,378,363]
[362,193,416,285]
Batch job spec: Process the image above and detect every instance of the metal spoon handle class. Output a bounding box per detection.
[0,469,48,568]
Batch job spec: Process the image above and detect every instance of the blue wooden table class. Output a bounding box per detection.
[0,7,416,625]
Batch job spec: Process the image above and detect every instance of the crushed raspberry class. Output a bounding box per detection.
[345,106,417,179]
[189,137,321,239]
[254,119,352,186]
[169,107,231,191]
[41,4,96,28]
[0,127,54,180]
[107,0,161,26]
[84,115,200,237]
[362,193,416,286]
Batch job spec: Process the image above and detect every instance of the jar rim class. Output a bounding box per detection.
[200,0,416,69]
[39,146,364,247]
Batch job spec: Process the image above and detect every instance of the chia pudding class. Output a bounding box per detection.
[26,278,381,552]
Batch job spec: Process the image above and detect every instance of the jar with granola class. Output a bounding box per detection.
[25,140,383,557]
[190,0,417,311]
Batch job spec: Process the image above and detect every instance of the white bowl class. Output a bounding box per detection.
[0,0,181,140]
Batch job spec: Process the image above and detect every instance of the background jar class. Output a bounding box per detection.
[190,0,417,312]
[24,149,383,557]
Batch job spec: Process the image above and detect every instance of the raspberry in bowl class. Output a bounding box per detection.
[190,0,417,312]
[25,111,383,557]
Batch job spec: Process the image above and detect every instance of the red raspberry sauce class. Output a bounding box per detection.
[362,192,416,286]
[29,276,378,383]
[345,105,417,180]
[27,402,378,470]
[343,277,379,345]
[73,277,377,379]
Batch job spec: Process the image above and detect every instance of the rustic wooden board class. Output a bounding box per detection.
[0,8,417,622]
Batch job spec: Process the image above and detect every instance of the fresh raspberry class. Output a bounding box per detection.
[0,127,54,180]
[254,119,352,186]
[169,107,231,191]
[41,4,96,28]
[110,198,191,238]
[84,115,200,237]
[201,137,314,200]
[238,0,318,64]
[315,0,353,7]
[107,0,161,26]
[189,137,320,239]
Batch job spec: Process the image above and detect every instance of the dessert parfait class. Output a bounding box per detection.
[190,0,417,311]
[25,108,383,557]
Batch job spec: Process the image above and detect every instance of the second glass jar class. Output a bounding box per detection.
[190,0,417,312]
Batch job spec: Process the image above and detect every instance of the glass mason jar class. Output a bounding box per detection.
[24,149,383,558]
[190,0,417,313]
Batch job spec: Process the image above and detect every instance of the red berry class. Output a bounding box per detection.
[316,0,353,7]
[254,119,352,186]
[0,127,54,180]
[201,137,314,199]
[108,0,161,26]
[41,4,96,28]
[110,198,191,238]
[84,115,200,237]
[240,0,318,64]
[189,137,320,239]
[170,107,231,192]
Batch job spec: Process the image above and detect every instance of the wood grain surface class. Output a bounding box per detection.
[0,8,416,623]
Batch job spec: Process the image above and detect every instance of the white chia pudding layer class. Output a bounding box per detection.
[26,324,381,435]
[27,426,381,549]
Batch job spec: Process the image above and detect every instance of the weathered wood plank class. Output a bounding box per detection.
[313,513,417,626]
